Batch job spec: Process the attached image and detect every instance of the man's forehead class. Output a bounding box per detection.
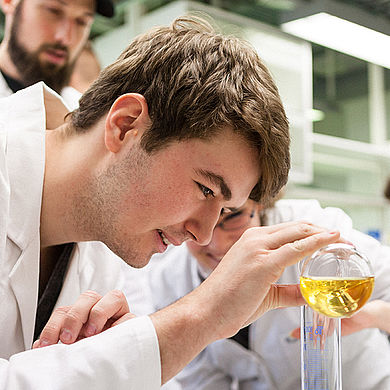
[43,0,95,15]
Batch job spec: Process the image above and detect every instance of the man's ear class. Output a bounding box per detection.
[104,93,150,153]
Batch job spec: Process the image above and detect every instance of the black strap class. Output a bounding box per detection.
[229,325,250,350]
[1,70,26,93]
[34,243,75,341]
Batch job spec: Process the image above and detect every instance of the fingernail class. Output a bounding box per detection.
[60,329,72,343]
[85,324,96,337]
[328,231,338,235]
[39,338,50,348]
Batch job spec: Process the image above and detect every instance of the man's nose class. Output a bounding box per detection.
[55,19,74,46]
[186,207,221,246]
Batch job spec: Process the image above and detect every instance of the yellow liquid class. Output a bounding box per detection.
[300,276,374,318]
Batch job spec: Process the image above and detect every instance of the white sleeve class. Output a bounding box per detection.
[0,316,161,390]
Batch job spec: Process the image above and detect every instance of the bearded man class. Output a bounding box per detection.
[0,0,113,106]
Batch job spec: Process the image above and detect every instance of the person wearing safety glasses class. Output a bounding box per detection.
[133,198,390,390]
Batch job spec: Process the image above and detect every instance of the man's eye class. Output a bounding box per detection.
[224,211,243,221]
[45,7,62,16]
[76,18,88,27]
[220,208,233,216]
[196,182,215,198]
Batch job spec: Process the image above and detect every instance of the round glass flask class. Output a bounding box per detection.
[300,243,375,318]
[299,243,374,390]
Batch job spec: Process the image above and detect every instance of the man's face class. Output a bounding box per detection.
[8,0,94,92]
[79,128,260,268]
[187,199,261,276]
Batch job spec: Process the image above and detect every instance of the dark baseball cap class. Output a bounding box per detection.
[96,0,114,18]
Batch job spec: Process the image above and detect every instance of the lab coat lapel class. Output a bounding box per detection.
[4,83,68,349]
[4,84,46,350]
[8,240,40,349]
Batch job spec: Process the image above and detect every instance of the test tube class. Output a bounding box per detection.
[301,305,342,390]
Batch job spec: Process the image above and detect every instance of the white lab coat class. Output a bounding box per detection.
[130,199,390,390]
[0,83,161,389]
[0,71,81,110]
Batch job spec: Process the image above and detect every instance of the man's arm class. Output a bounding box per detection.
[1,316,160,390]
[34,222,340,385]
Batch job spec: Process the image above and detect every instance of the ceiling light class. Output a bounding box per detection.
[280,0,390,69]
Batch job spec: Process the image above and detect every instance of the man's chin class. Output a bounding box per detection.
[125,261,149,269]
[39,57,65,72]
[121,253,153,269]
[105,241,154,269]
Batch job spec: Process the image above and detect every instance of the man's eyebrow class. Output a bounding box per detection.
[54,0,95,17]
[196,169,232,201]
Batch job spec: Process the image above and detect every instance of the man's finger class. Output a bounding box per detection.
[290,327,300,339]
[111,312,137,327]
[33,305,71,348]
[259,220,314,234]
[273,284,305,308]
[59,290,102,344]
[266,223,338,250]
[273,230,340,268]
[82,290,130,337]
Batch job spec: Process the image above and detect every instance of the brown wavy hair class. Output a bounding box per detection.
[70,15,290,203]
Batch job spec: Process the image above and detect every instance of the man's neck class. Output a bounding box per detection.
[0,42,24,86]
[41,118,106,247]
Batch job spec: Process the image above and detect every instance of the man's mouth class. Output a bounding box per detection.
[157,229,172,246]
[42,48,68,65]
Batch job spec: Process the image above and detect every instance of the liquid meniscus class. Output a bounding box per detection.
[300,276,375,318]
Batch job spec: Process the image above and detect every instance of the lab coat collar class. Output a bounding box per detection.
[0,72,13,98]
[5,82,69,348]
[6,82,69,248]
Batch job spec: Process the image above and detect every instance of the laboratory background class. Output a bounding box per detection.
[1,0,389,241]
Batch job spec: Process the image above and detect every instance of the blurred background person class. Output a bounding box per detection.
[0,0,113,107]
[126,197,390,389]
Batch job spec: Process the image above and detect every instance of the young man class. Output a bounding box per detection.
[0,16,340,389]
[0,0,113,106]
[135,199,390,389]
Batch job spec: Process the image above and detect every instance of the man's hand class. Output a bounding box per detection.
[151,221,343,383]
[290,300,390,339]
[341,300,390,335]
[33,289,135,348]
[199,221,344,338]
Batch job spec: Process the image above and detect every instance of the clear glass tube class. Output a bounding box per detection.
[301,305,342,390]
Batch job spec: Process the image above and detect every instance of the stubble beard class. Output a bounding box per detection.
[71,144,155,268]
[7,1,76,93]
